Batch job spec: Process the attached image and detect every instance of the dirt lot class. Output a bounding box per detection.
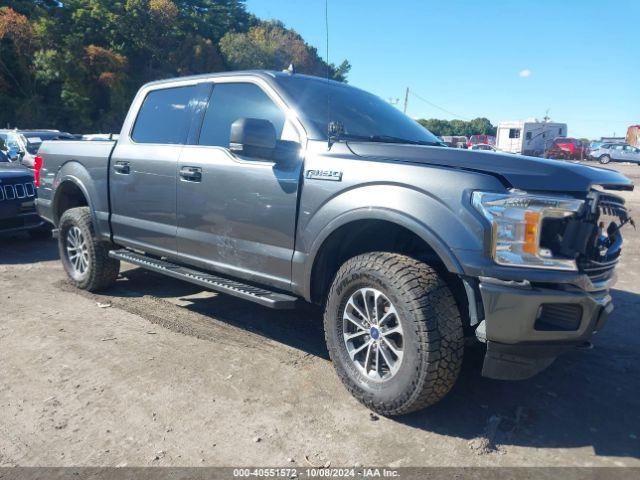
[1,162,639,467]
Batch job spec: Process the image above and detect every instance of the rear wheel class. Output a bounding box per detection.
[599,155,611,164]
[324,252,464,416]
[58,207,120,291]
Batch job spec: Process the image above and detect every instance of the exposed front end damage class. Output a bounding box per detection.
[476,189,634,380]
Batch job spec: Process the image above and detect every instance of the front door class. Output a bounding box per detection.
[176,81,304,290]
[110,84,198,255]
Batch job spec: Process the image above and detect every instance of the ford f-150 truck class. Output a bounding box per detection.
[36,70,634,416]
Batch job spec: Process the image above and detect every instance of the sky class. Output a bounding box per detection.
[245,0,639,139]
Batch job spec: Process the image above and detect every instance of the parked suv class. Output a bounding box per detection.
[467,134,495,149]
[590,143,640,165]
[544,137,587,160]
[0,162,50,238]
[0,130,76,169]
[36,70,634,416]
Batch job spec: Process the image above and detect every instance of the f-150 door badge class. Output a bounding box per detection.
[304,169,343,181]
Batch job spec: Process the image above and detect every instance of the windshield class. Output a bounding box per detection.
[274,75,441,144]
[0,132,23,152]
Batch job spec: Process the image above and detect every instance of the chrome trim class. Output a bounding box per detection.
[15,184,25,198]
[4,185,15,200]
[0,182,36,202]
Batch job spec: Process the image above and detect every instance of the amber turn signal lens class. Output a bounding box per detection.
[523,211,540,254]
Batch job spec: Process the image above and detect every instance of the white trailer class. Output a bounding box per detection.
[496,120,567,156]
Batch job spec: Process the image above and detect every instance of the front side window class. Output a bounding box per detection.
[199,83,286,147]
[132,85,197,144]
[509,128,521,139]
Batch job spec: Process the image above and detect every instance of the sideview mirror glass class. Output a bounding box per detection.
[229,118,276,159]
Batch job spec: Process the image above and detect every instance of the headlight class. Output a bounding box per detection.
[472,191,584,271]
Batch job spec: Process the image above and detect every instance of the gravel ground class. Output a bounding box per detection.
[0,162,639,467]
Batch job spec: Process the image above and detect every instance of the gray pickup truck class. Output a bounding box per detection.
[36,70,634,416]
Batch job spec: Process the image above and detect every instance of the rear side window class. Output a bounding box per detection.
[132,85,197,144]
[198,83,285,147]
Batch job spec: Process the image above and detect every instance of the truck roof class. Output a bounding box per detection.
[142,69,343,89]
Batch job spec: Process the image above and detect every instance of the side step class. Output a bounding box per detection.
[108,249,298,309]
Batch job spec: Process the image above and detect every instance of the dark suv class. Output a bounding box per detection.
[0,162,50,238]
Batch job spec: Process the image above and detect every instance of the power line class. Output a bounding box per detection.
[406,89,471,121]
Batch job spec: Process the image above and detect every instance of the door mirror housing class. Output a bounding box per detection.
[229,118,277,160]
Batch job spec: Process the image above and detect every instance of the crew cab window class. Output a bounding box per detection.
[198,83,286,147]
[131,85,197,144]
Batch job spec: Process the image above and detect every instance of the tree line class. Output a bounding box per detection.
[417,117,497,138]
[0,0,350,133]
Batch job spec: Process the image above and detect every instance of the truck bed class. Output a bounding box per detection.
[36,140,116,239]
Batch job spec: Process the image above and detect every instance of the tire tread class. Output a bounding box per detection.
[324,252,464,416]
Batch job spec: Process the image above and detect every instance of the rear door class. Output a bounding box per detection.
[175,79,305,290]
[109,84,198,256]
[610,144,625,161]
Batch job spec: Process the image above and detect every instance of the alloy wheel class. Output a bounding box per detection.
[342,287,404,382]
[65,226,89,276]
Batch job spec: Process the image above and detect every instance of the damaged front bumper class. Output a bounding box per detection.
[476,277,613,381]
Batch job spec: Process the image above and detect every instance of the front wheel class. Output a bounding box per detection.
[58,207,120,292]
[324,252,463,416]
[599,155,611,164]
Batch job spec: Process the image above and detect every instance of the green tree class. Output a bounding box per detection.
[0,1,349,132]
[219,20,350,81]
[418,117,496,137]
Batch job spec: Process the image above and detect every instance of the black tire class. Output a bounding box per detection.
[599,155,611,164]
[58,207,120,292]
[324,252,464,416]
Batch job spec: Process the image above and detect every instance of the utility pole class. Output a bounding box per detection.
[403,87,409,114]
[542,108,550,156]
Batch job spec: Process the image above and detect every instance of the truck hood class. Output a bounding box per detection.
[0,162,33,180]
[347,142,634,192]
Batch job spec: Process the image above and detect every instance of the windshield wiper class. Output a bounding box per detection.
[366,135,444,146]
[327,122,443,148]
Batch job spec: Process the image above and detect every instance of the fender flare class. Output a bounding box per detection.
[300,207,465,300]
[52,162,100,231]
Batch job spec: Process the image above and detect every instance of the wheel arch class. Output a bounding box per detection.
[53,176,92,225]
[51,160,107,237]
[304,208,465,306]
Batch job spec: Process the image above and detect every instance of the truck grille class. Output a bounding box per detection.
[0,182,36,201]
[577,193,629,284]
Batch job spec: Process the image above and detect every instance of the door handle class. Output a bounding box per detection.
[113,161,130,174]
[179,166,202,182]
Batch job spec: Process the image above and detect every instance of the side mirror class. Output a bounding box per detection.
[229,118,276,160]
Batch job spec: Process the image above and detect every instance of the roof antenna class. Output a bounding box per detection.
[325,0,333,149]
[283,63,296,75]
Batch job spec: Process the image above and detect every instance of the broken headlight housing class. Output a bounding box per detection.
[472,191,585,271]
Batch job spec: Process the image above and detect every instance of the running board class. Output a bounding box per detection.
[108,249,298,309]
